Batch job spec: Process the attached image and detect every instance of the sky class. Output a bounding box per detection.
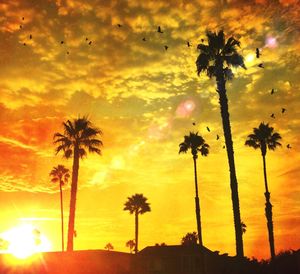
[0,0,299,259]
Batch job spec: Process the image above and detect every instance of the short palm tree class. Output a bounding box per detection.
[126,240,135,253]
[181,232,198,246]
[179,132,209,247]
[104,243,114,251]
[124,194,151,254]
[196,30,246,258]
[245,122,281,260]
[50,165,70,251]
[53,116,103,251]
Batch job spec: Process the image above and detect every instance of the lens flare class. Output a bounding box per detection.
[176,100,196,117]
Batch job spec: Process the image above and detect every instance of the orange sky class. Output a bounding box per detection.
[0,0,299,260]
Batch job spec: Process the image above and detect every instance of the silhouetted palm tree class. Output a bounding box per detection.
[126,240,135,253]
[179,132,209,247]
[50,165,70,251]
[104,243,114,251]
[53,116,103,251]
[181,232,198,246]
[196,30,246,258]
[245,122,281,260]
[124,194,151,254]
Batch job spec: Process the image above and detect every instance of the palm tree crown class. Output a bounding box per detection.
[245,122,282,156]
[196,30,246,81]
[124,194,151,215]
[53,116,103,159]
[50,165,70,186]
[179,132,209,159]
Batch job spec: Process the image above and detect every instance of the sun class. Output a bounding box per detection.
[1,224,52,259]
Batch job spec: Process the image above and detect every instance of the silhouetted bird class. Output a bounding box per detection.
[22,17,24,20]
[187,41,191,47]
[192,122,196,126]
[270,113,275,119]
[60,41,64,44]
[216,135,220,140]
[206,126,210,132]
[287,144,291,149]
[117,24,122,27]
[20,25,22,29]
[89,41,92,45]
[142,37,146,41]
[29,34,32,39]
[23,43,26,46]
[271,88,275,95]
[86,37,89,41]
[223,145,225,149]
[164,45,168,50]
[258,63,264,68]
[67,51,70,55]
[256,48,260,58]
[281,108,286,113]
[201,39,204,42]
[157,26,163,33]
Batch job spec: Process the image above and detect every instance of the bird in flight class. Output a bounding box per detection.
[187,41,191,47]
[270,113,275,119]
[157,26,163,33]
[86,37,89,41]
[287,144,292,149]
[164,45,168,51]
[89,41,92,45]
[60,41,64,44]
[201,39,204,42]
[20,25,22,29]
[271,88,275,95]
[192,122,196,126]
[281,108,286,114]
[258,63,264,68]
[29,34,32,39]
[216,135,220,140]
[22,17,24,20]
[117,24,122,27]
[23,43,26,46]
[206,126,210,132]
[256,48,261,58]
[67,51,70,55]
[142,37,146,41]
[223,145,225,149]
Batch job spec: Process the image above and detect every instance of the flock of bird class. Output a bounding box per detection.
[18,17,291,150]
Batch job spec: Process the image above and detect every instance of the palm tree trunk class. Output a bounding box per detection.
[67,147,79,251]
[217,70,244,258]
[262,154,275,260]
[134,211,138,254]
[193,156,203,247]
[60,182,64,252]
[193,156,206,274]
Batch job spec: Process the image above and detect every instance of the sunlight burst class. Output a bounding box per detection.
[1,224,51,259]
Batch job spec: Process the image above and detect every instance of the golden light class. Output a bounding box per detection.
[1,224,51,259]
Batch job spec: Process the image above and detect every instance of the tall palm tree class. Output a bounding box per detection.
[53,116,103,251]
[50,165,70,252]
[245,122,281,260]
[179,132,209,247]
[124,194,151,254]
[196,30,246,258]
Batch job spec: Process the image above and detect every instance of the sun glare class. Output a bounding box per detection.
[1,224,51,259]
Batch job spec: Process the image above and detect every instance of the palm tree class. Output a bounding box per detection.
[196,30,246,258]
[53,116,103,251]
[126,240,135,253]
[104,243,114,251]
[181,232,198,246]
[179,132,209,247]
[245,122,281,260]
[124,194,151,254]
[50,165,70,251]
